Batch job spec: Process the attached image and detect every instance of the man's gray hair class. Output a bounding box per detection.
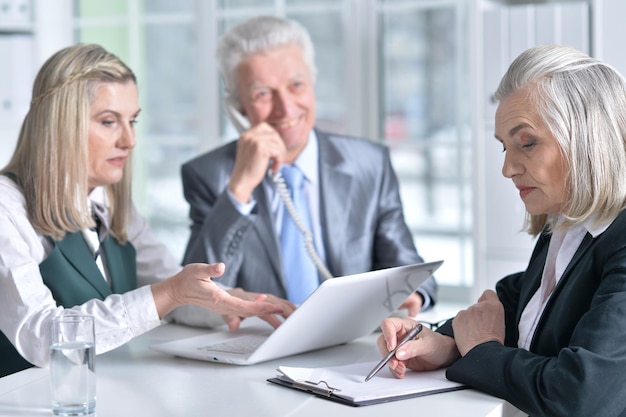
[217,15,317,108]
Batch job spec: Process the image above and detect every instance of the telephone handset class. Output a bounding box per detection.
[224,97,251,133]
[224,99,333,282]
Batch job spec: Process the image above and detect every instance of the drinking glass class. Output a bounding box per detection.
[49,314,96,416]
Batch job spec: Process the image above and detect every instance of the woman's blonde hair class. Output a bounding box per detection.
[1,43,137,242]
[495,45,626,236]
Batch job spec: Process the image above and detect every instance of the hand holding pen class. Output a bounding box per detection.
[365,323,423,382]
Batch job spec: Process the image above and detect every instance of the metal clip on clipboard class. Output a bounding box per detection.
[292,380,342,397]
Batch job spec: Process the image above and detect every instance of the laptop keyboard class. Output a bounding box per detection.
[196,334,268,355]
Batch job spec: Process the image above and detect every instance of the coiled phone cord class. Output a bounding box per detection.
[270,169,334,282]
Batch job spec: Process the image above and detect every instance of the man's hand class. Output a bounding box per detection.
[228,122,287,203]
[398,292,424,317]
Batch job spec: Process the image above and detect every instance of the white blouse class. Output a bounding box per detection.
[518,216,611,350]
[0,176,223,368]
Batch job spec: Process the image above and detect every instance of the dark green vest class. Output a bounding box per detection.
[0,230,137,377]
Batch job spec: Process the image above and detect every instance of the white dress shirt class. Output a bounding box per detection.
[518,216,611,350]
[0,177,223,368]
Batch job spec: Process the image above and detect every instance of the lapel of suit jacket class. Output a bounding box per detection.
[538,231,595,313]
[516,233,549,324]
[252,178,283,280]
[55,232,112,298]
[316,130,353,276]
[516,230,595,317]
[527,231,595,347]
[553,232,595,290]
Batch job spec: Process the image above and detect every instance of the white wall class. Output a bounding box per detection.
[0,0,72,168]
[474,1,590,298]
[593,0,626,75]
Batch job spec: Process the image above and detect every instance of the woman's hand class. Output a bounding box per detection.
[221,288,296,330]
[151,263,291,327]
[452,290,505,356]
[377,317,460,379]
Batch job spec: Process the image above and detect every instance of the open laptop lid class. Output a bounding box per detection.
[152,260,443,365]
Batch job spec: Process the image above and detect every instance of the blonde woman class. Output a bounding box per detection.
[0,43,293,378]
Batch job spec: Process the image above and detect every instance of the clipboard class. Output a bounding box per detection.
[267,361,467,407]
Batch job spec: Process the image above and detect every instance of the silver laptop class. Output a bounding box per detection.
[151,260,443,365]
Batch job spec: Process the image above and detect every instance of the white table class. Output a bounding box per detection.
[0,305,527,417]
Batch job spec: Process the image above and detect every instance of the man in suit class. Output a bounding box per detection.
[181,15,437,312]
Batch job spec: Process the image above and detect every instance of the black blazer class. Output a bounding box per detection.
[441,210,626,417]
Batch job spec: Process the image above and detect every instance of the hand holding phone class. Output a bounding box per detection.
[224,98,285,202]
[223,96,333,282]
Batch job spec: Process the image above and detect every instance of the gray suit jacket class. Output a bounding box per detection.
[181,130,437,305]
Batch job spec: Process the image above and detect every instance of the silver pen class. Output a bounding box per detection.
[364,323,423,382]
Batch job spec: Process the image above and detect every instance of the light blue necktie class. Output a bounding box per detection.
[280,165,319,304]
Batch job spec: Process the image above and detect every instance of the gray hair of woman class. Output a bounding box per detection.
[216,15,317,109]
[494,44,626,236]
